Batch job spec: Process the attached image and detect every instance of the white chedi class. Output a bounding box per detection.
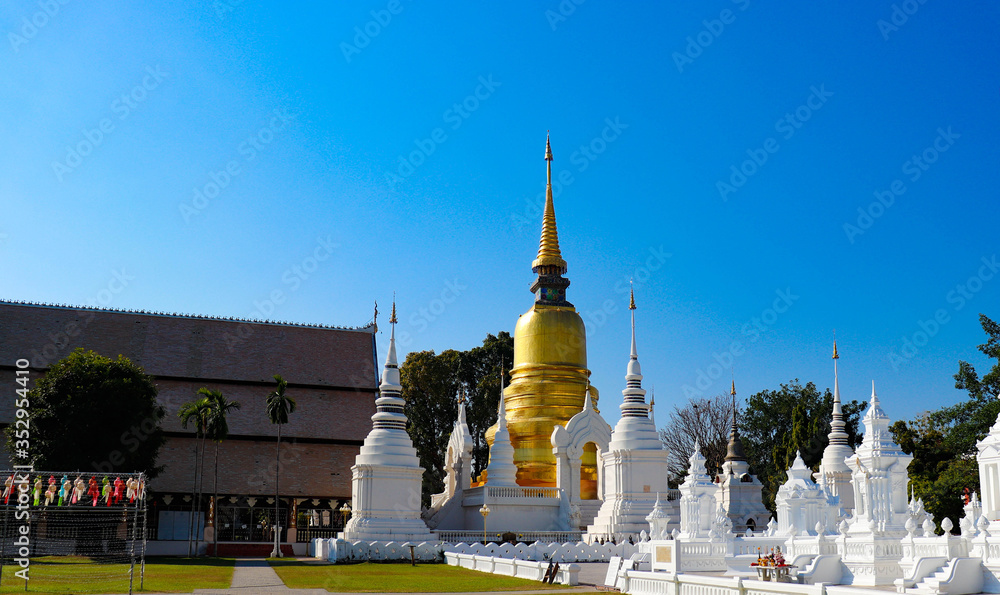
[976,393,1000,521]
[342,303,434,541]
[484,379,518,487]
[678,442,718,539]
[775,451,837,536]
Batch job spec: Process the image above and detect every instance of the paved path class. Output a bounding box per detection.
[193,558,328,595]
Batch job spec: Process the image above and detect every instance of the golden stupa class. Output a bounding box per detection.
[483,135,599,499]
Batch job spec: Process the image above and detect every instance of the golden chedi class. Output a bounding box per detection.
[483,135,599,499]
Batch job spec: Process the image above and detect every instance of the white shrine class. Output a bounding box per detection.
[340,302,435,542]
[587,288,672,542]
[814,340,856,515]
[838,382,912,585]
[716,381,771,534]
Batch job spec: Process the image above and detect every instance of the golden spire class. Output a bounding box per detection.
[629,281,636,310]
[531,133,568,274]
[832,333,839,360]
[389,297,397,324]
[731,379,736,396]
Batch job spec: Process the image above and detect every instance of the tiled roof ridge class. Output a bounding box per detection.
[0,298,375,333]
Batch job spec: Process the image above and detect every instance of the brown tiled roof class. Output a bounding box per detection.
[0,300,377,390]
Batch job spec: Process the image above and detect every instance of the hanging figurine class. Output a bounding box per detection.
[32,475,42,506]
[72,476,85,504]
[59,475,71,506]
[102,477,112,506]
[126,477,137,502]
[87,476,99,506]
[113,477,124,504]
[136,477,145,501]
[2,474,13,505]
[44,481,57,506]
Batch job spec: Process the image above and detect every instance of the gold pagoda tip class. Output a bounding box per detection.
[832,335,839,360]
[731,379,736,396]
[389,299,397,324]
[629,283,636,310]
[532,134,567,273]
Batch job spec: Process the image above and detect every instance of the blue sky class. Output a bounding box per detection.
[2,1,998,428]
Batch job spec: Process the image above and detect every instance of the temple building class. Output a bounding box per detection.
[715,381,770,534]
[0,299,377,555]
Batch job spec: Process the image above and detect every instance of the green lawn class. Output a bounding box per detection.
[269,560,574,592]
[0,556,234,594]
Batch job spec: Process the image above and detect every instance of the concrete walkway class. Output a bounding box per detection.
[193,558,328,595]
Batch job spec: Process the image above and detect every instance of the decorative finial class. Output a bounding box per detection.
[373,300,379,333]
[532,133,567,275]
[629,280,636,310]
[731,379,736,397]
[833,331,839,360]
[389,295,397,325]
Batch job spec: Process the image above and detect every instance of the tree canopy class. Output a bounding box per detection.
[659,393,735,485]
[890,313,1000,529]
[399,331,513,505]
[6,348,165,477]
[741,379,864,512]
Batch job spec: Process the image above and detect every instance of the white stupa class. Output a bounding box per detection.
[814,339,855,514]
[678,442,718,540]
[587,287,670,541]
[776,452,836,536]
[839,381,912,585]
[341,301,434,541]
[716,381,771,534]
[484,371,518,487]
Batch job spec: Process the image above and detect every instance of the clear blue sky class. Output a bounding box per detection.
[2,2,998,428]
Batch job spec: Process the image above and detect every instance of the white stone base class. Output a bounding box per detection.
[840,534,905,586]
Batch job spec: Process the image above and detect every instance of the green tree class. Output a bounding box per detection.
[400,350,461,505]
[5,348,165,476]
[741,379,864,512]
[202,388,240,555]
[890,313,1000,531]
[265,374,296,556]
[178,392,211,556]
[457,332,514,475]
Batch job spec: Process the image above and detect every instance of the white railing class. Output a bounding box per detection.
[625,571,826,595]
[444,552,579,585]
[434,530,582,544]
[484,486,561,499]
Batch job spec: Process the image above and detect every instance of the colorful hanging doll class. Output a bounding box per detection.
[87,476,99,506]
[126,477,137,502]
[32,476,42,506]
[3,475,13,505]
[113,477,124,504]
[44,480,57,506]
[59,475,70,506]
[102,477,112,506]
[72,476,85,504]
[136,477,145,501]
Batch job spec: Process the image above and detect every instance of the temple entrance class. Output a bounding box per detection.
[216,503,287,542]
[581,442,598,500]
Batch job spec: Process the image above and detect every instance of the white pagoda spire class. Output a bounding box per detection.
[484,364,518,486]
[607,285,660,451]
[343,298,433,541]
[816,337,855,512]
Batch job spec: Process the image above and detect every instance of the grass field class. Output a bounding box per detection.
[269,560,574,592]
[0,556,234,594]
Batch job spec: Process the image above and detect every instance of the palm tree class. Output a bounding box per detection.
[265,374,296,557]
[201,388,241,556]
[178,396,211,556]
